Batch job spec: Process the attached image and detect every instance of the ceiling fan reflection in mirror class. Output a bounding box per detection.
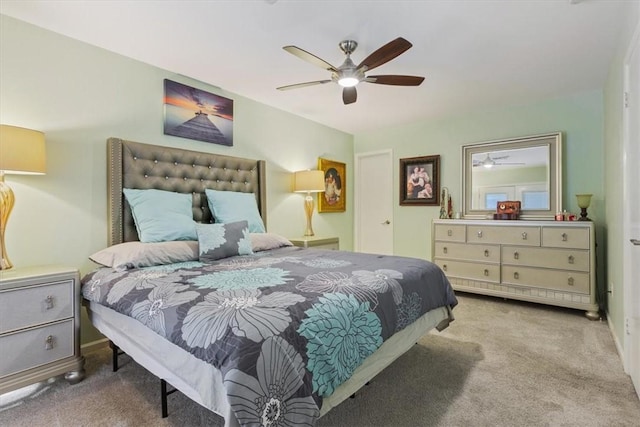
[276,37,425,105]
[473,154,525,168]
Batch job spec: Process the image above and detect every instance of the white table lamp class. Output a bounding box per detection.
[0,125,46,270]
[293,170,325,236]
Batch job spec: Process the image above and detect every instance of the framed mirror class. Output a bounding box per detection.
[462,132,562,220]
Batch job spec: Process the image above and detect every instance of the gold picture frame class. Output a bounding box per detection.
[317,158,346,213]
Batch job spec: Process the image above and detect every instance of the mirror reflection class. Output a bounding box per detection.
[470,145,549,210]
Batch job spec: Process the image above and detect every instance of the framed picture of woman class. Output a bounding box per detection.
[399,155,440,206]
[318,158,346,213]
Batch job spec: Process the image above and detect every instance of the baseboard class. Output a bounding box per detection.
[606,310,627,373]
[81,338,110,354]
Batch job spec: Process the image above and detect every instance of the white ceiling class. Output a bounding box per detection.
[0,0,631,135]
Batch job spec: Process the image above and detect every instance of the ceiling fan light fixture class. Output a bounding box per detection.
[338,76,359,87]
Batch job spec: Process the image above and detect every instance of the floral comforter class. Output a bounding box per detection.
[81,246,457,426]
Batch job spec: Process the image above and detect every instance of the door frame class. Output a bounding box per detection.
[354,149,393,253]
[622,20,640,395]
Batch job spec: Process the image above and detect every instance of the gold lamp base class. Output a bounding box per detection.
[0,173,15,270]
[303,193,315,237]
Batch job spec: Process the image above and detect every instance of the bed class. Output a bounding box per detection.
[81,137,457,427]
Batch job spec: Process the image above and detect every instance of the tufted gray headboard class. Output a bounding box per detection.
[107,138,267,245]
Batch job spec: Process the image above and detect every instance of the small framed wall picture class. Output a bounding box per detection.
[318,158,346,213]
[400,155,441,206]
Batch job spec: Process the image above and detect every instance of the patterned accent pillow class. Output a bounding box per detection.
[197,221,253,262]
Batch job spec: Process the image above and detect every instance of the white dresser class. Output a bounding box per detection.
[0,265,85,394]
[432,219,599,319]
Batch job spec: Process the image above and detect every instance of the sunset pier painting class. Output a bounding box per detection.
[163,79,234,146]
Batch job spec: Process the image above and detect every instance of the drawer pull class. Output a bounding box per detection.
[45,295,54,310]
[513,251,519,260]
[447,229,452,237]
[521,232,527,240]
[443,246,448,254]
[514,272,520,280]
[442,264,447,272]
[568,277,575,286]
[568,255,574,264]
[45,335,55,350]
[562,233,568,242]
[477,230,483,238]
[484,249,489,257]
[484,269,489,277]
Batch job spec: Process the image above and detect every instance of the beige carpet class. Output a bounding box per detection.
[1,293,639,426]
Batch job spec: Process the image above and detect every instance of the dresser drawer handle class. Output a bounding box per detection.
[477,230,483,238]
[562,233,568,242]
[484,269,489,277]
[521,232,527,240]
[568,255,574,264]
[484,249,489,257]
[45,295,54,310]
[514,272,519,280]
[442,264,447,272]
[443,246,448,254]
[568,277,574,286]
[447,229,452,237]
[45,335,55,350]
[513,251,519,260]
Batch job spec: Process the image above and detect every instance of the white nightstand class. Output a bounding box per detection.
[0,265,85,394]
[289,236,340,250]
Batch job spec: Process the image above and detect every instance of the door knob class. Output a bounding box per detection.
[631,239,640,246]
[381,220,391,225]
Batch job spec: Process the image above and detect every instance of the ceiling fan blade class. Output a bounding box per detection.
[366,75,425,86]
[357,37,413,71]
[343,87,357,105]
[277,80,333,91]
[283,46,338,72]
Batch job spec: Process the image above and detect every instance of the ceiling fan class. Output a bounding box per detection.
[276,37,425,105]
[473,154,525,168]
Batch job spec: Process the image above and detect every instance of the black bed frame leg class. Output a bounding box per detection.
[161,379,178,418]
[109,341,122,372]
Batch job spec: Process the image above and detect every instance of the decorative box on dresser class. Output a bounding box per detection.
[289,236,340,250]
[432,219,599,320]
[0,265,85,394]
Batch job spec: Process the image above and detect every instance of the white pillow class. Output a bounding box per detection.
[250,233,293,252]
[90,241,199,270]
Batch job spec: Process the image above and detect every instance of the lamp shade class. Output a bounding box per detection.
[294,170,324,193]
[575,194,592,209]
[0,125,46,175]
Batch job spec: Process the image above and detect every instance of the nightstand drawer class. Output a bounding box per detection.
[0,280,74,334]
[0,319,74,378]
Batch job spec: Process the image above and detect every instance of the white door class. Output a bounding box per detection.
[623,27,640,399]
[355,150,393,255]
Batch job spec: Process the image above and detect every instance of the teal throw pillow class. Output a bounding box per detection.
[196,221,253,262]
[123,188,197,243]
[205,189,266,233]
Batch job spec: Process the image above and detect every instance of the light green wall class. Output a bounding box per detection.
[355,92,605,269]
[0,15,353,344]
[603,3,639,352]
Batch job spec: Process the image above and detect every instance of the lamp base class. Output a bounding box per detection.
[303,193,315,237]
[578,207,590,221]
[0,174,15,270]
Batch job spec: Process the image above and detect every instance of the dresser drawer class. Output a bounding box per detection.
[0,280,74,334]
[466,225,540,246]
[501,246,589,272]
[541,227,590,249]
[435,242,500,262]
[502,266,589,294]
[433,224,466,242]
[434,259,500,283]
[0,320,74,378]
